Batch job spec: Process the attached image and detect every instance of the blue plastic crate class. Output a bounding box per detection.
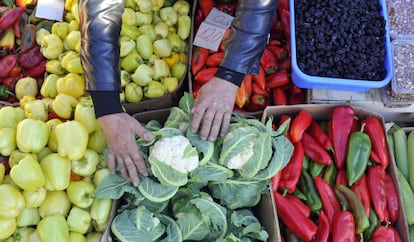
[290,0,393,92]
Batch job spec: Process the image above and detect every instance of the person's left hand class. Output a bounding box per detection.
[191,77,238,141]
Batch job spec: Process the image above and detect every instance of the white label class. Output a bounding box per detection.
[35,0,65,21]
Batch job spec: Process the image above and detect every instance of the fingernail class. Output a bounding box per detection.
[144,133,153,140]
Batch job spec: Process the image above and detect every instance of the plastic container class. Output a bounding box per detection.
[290,0,393,92]
[387,0,414,40]
[390,40,414,95]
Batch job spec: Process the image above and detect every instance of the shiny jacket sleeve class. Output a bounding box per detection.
[220,0,279,76]
[78,0,124,92]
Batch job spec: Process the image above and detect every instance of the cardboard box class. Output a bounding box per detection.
[262,104,410,241]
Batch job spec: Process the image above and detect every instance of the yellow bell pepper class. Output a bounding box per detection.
[68,20,80,32]
[37,147,53,162]
[144,80,166,98]
[66,57,84,74]
[167,32,181,52]
[85,232,103,242]
[74,96,97,134]
[153,59,170,80]
[16,207,40,227]
[65,0,75,11]
[125,82,143,103]
[15,77,38,100]
[66,180,95,208]
[155,21,169,39]
[163,52,180,69]
[153,39,172,58]
[55,121,89,161]
[120,37,136,57]
[52,93,79,120]
[8,150,37,169]
[36,28,50,46]
[10,155,45,192]
[37,214,70,242]
[90,198,112,232]
[0,217,16,240]
[41,98,54,112]
[38,190,71,218]
[87,128,107,153]
[173,0,190,16]
[0,184,25,218]
[0,106,24,129]
[163,77,179,92]
[40,153,71,191]
[69,232,86,242]
[56,73,85,98]
[23,99,48,121]
[45,60,65,75]
[93,168,110,186]
[0,163,5,184]
[120,23,140,40]
[72,149,99,177]
[46,118,63,152]
[131,63,153,86]
[66,207,92,234]
[12,227,36,242]
[40,34,64,60]
[16,118,49,154]
[51,22,70,40]
[0,127,16,156]
[40,74,60,98]
[64,30,80,51]
[160,7,178,26]
[120,51,143,72]
[19,95,36,110]
[136,34,153,60]
[172,62,186,80]
[22,187,47,208]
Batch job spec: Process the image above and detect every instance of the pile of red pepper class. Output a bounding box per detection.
[0,2,46,103]
[191,0,306,113]
[271,106,403,241]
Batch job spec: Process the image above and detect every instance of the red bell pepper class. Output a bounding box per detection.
[23,59,46,78]
[17,45,44,69]
[289,110,312,143]
[206,52,224,67]
[191,46,209,75]
[260,47,278,74]
[266,69,289,89]
[351,174,371,218]
[284,193,311,218]
[1,76,19,92]
[272,88,287,105]
[252,82,269,97]
[279,141,304,193]
[0,53,18,78]
[314,176,341,228]
[19,23,37,53]
[332,210,356,242]
[335,169,348,186]
[329,105,354,170]
[0,7,26,30]
[252,66,266,91]
[193,67,217,84]
[371,225,402,242]
[275,192,318,241]
[307,121,333,151]
[247,94,267,112]
[367,165,387,222]
[302,133,332,165]
[385,173,400,224]
[361,117,389,169]
[370,150,382,166]
[312,210,330,242]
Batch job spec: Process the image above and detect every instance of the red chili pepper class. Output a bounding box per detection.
[289,110,312,143]
[385,173,400,224]
[312,210,329,242]
[367,165,387,222]
[370,150,382,166]
[252,66,266,91]
[0,7,26,30]
[307,121,333,151]
[314,176,341,228]
[335,169,348,186]
[198,0,214,17]
[252,82,269,97]
[247,94,267,112]
[361,117,389,169]
[272,88,287,105]
[271,171,282,192]
[23,59,46,78]
[267,45,288,61]
[279,141,304,193]
[191,46,209,76]
[17,45,44,69]
[266,69,289,89]
[206,52,224,67]
[371,225,402,242]
[302,133,332,165]
[351,174,371,218]
[193,67,217,84]
[332,210,356,242]
[329,105,354,170]
[19,23,37,53]
[284,193,311,218]
[275,192,318,241]
[0,53,18,78]
[260,47,278,74]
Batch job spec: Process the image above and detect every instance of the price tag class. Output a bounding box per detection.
[35,0,65,21]
[193,8,234,51]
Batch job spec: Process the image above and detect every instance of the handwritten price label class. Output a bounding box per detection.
[193,8,234,51]
[35,0,65,21]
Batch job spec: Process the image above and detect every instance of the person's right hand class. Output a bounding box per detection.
[97,112,154,186]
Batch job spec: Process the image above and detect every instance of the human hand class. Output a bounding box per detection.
[98,112,154,186]
[191,77,238,141]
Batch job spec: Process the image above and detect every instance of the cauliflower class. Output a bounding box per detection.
[149,135,199,174]
[226,139,255,169]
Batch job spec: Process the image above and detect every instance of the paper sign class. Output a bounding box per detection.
[35,0,65,21]
[193,8,234,51]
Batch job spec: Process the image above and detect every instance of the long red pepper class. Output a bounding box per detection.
[312,210,330,242]
[329,105,354,169]
[302,132,332,165]
[371,225,402,242]
[289,110,312,143]
[275,192,317,241]
[335,169,348,186]
[307,120,333,151]
[314,176,341,228]
[278,141,304,193]
[367,165,387,222]
[0,7,26,29]
[284,193,311,218]
[385,173,400,224]
[206,52,224,67]
[361,117,389,169]
[191,46,209,75]
[332,210,356,242]
[351,174,371,217]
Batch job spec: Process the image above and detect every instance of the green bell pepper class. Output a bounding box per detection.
[90,198,112,232]
[46,118,63,152]
[0,127,16,156]
[120,70,131,87]
[120,51,143,72]
[10,155,45,191]
[69,232,86,242]
[136,12,153,26]
[152,59,170,80]
[66,206,92,234]
[16,207,40,227]
[40,153,71,191]
[154,21,169,39]
[144,80,166,98]
[87,128,107,153]
[37,214,70,242]
[120,23,140,40]
[153,39,172,58]
[40,33,64,60]
[298,169,322,212]
[0,184,25,218]
[171,62,186,80]
[151,0,164,10]
[346,124,371,186]
[138,24,157,41]
[72,149,100,177]
[66,180,95,208]
[131,63,153,86]
[55,120,89,161]
[93,168,110,186]
[177,15,191,40]
[173,0,190,16]
[125,82,143,103]
[0,217,16,240]
[160,7,178,26]
[136,34,153,60]
[38,190,71,218]
[167,32,181,52]
[16,118,49,153]
[121,8,138,26]
[137,0,152,13]
[8,149,37,168]
[22,187,47,208]
[36,28,50,46]
[120,37,136,57]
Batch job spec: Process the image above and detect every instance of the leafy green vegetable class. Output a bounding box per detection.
[138,175,179,202]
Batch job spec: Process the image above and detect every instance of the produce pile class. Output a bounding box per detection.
[94,93,294,241]
[191,0,306,112]
[270,106,403,241]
